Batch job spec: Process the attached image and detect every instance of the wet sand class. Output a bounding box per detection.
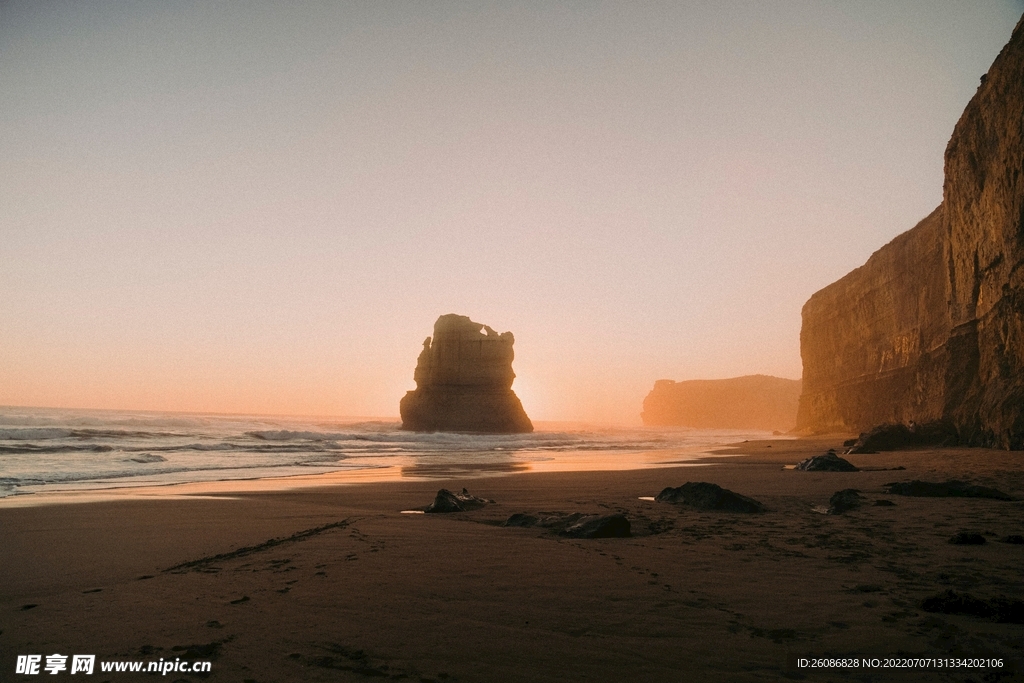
[2,437,1023,682]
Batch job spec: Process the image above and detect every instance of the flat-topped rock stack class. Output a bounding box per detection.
[400,314,533,433]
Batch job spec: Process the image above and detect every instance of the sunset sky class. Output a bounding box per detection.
[2,1,1022,424]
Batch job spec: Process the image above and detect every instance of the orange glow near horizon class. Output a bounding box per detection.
[1,3,1020,424]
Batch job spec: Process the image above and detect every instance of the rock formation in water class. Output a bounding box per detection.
[641,375,801,431]
[400,314,533,433]
[797,16,1024,449]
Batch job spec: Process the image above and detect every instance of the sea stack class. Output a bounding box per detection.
[796,16,1024,449]
[400,314,533,433]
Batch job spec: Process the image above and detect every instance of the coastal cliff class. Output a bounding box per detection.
[797,16,1024,448]
[400,314,533,433]
[642,375,801,431]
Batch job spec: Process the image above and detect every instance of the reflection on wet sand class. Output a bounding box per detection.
[401,460,531,478]
[400,446,728,480]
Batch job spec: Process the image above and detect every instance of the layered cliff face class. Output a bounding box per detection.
[940,17,1024,448]
[400,314,533,433]
[642,375,801,432]
[797,209,951,432]
[797,16,1024,449]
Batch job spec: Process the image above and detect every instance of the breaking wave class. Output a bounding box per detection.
[0,407,772,499]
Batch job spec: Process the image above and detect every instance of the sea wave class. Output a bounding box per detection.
[0,428,186,440]
[248,430,348,442]
[0,444,116,454]
[243,427,676,452]
[0,428,76,440]
[0,441,351,455]
[0,407,771,499]
[1,457,350,487]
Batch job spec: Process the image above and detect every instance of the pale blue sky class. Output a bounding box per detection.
[2,1,1022,422]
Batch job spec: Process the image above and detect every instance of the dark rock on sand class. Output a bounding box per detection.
[1002,534,1024,544]
[536,513,584,529]
[921,590,1024,624]
[795,450,859,471]
[846,422,959,454]
[656,482,765,513]
[872,499,896,506]
[828,489,864,514]
[502,512,631,538]
[501,513,539,528]
[425,488,494,513]
[949,531,986,545]
[848,424,912,453]
[559,514,631,539]
[400,314,533,433]
[883,480,1012,500]
[502,512,574,530]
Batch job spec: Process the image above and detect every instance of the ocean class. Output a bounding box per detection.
[0,406,772,500]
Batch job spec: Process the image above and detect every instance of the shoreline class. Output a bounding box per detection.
[0,438,771,509]
[3,436,1023,681]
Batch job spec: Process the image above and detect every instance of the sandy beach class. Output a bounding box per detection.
[2,437,1023,682]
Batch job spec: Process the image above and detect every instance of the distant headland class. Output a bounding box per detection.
[642,375,801,432]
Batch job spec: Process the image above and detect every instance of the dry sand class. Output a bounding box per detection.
[2,437,1023,682]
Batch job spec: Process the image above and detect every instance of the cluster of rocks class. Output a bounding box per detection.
[821,477,1016,515]
[844,422,959,453]
[502,512,631,539]
[424,488,494,513]
[411,473,1017,550]
[822,490,899,514]
[883,480,1013,500]
[417,488,631,538]
[790,450,863,514]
